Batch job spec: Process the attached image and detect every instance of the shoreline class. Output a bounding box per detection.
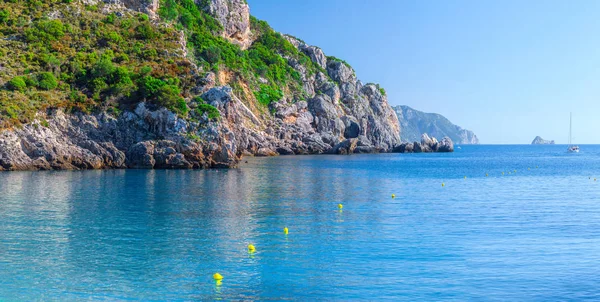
[0,138,454,172]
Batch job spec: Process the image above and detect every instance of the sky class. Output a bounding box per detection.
[247,0,600,144]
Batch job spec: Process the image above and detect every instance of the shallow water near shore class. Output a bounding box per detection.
[1,145,600,300]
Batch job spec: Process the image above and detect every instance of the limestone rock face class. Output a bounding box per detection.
[0,104,241,171]
[203,0,251,49]
[283,36,401,152]
[122,0,159,18]
[100,0,160,19]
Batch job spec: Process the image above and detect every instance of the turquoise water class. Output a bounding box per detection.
[2,145,600,300]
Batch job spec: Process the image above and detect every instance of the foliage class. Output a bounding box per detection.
[327,55,352,69]
[0,9,8,23]
[157,2,313,104]
[0,0,340,128]
[37,72,58,90]
[154,84,188,116]
[8,76,27,92]
[0,0,191,126]
[25,19,65,42]
[377,84,386,96]
[193,96,220,120]
[254,84,283,106]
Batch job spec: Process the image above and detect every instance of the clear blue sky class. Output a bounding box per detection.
[247,0,600,144]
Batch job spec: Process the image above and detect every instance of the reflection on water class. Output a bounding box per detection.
[1,146,600,300]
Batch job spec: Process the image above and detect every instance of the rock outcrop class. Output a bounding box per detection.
[91,0,160,19]
[203,0,252,49]
[531,136,555,145]
[394,105,478,144]
[392,133,454,153]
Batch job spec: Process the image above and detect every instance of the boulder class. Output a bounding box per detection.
[331,138,358,155]
[127,141,156,169]
[436,137,454,152]
[255,148,278,157]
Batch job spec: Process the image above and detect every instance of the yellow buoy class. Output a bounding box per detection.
[283,227,289,235]
[213,273,223,281]
[485,173,488,177]
[248,244,255,252]
[442,183,445,187]
[502,172,504,175]
[391,194,396,198]
[514,170,517,173]
[338,203,343,210]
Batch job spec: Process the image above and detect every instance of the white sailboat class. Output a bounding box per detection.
[567,112,579,153]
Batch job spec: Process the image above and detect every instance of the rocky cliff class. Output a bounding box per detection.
[0,0,406,170]
[531,136,555,145]
[394,105,478,144]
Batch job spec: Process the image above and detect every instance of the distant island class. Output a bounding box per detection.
[531,136,555,145]
[393,105,479,144]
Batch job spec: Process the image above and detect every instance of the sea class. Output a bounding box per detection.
[1,145,600,301]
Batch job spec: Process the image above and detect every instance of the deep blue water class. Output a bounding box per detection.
[2,145,600,300]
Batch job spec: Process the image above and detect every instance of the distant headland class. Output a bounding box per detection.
[393,105,479,145]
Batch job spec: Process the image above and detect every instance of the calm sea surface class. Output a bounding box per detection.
[1,145,600,301]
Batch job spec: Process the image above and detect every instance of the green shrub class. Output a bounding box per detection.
[26,20,65,43]
[139,75,166,98]
[327,55,352,69]
[136,23,155,39]
[104,13,116,24]
[90,57,116,79]
[139,13,149,22]
[0,9,9,23]
[254,84,283,106]
[202,45,222,64]
[196,103,220,120]
[24,76,38,87]
[8,76,27,92]
[37,72,58,90]
[154,84,187,115]
[192,96,220,120]
[106,31,122,44]
[159,0,178,20]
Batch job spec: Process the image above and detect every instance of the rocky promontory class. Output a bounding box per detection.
[531,136,555,145]
[0,0,449,171]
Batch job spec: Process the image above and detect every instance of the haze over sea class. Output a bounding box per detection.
[1,145,600,300]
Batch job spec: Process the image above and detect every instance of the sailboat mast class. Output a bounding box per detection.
[569,112,572,146]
